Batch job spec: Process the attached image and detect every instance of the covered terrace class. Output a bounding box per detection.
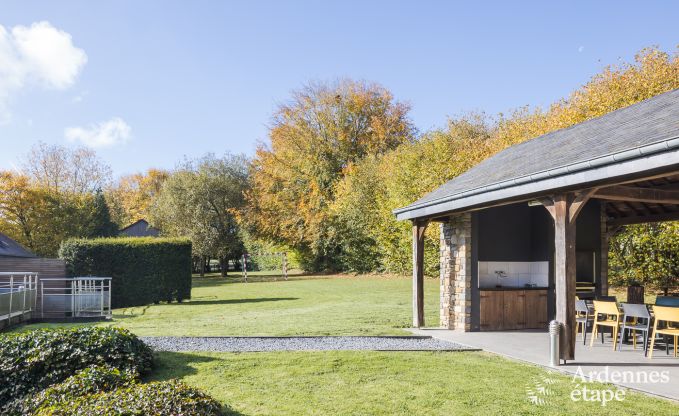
[395,89,679,362]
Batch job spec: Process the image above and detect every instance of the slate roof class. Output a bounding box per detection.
[0,232,36,258]
[119,219,160,237]
[395,88,679,217]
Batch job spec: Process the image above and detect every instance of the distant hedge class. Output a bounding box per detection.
[59,237,192,307]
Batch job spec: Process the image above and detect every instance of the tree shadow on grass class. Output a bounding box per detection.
[149,351,247,416]
[175,297,299,306]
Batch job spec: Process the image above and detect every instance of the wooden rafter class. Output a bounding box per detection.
[594,185,679,205]
[608,211,679,227]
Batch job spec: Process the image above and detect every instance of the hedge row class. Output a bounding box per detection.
[59,237,192,308]
[0,327,153,411]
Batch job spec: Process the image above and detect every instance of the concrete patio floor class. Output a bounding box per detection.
[410,328,679,401]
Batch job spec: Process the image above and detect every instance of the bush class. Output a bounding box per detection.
[15,365,138,415]
[59,237,192,307]
[0,327,153,408]
[33,380,222,416]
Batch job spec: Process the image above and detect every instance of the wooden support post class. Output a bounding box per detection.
[553,194,577,361]
[412,220,428,328]
[543,191,592,361]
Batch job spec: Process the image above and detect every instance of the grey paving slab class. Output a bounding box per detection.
[410,328,679,401]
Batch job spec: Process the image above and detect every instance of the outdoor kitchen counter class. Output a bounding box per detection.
[479,288,548,330]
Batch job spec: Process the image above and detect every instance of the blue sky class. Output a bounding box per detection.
[1,1,677,176]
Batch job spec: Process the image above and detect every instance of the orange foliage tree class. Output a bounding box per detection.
[106,169,169,227]
[245,79,415,271]
[332,46,679,274]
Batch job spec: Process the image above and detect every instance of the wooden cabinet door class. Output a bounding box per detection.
[524,290,548,329]
[480,291,503,331]
[503,290,526,330]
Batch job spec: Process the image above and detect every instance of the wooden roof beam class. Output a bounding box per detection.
[594,185,679,205]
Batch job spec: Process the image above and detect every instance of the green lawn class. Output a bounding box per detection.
[152,350,678,416]
[14,274,679,415]
[19,273,439,336]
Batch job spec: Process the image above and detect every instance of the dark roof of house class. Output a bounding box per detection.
[0,232,36,258]
[395,88,679,219]
[119,219,160,237]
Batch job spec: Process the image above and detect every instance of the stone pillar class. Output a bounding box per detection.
[440,213,472,331]
[600,204,609,296]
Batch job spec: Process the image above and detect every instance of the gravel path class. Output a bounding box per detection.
[140,336,475,352]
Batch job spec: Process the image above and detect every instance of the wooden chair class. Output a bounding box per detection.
[649,306,679,358]
[590,300,622,350]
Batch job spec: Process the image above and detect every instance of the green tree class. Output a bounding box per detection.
[149,153,249,277]
[85,190,118,238]
[331,114,493,274]
[609,223,679,295]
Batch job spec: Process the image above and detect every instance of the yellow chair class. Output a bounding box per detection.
[590,300,622,350]
[649,306,679,358]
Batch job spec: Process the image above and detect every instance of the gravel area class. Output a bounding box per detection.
[140,336,475,352]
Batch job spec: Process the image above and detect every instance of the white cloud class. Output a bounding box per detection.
[65,117,131,148]
[0,21,87,123]
[578,46,585,53]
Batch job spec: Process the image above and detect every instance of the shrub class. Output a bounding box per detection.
[0,327,153,408]
[59,237,192,307]
[15,365,138,415]
[33,380,222,416]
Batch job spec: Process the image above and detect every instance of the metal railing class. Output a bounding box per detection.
[40,277,112,318]
[0,272,38,325]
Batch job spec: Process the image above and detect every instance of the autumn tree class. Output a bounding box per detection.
[22,142,112,194]
[106,169,169,227]
[331,114,493,273]
[0,172,117,256]
[150,154,249,276]
[246,79,415,271]
[329,46,679,275]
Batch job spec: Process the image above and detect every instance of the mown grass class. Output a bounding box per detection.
[152,350,679,416]
[17,273,439,336]
[14,274,679,415]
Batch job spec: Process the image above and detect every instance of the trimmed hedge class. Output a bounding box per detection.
[0,327,153,409]
[59,237,192,307]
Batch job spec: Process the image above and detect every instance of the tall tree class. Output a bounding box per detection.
[106,169,169,227]
[85,190,119,238]
[327,46,679,276]
[22,142,112,194]
[246,79,415,271]
[149,153,249,276]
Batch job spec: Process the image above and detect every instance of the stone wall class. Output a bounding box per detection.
[440,213,472,330]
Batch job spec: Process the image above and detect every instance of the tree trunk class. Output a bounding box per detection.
[200,255,205,277]
[221,257,227,277]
